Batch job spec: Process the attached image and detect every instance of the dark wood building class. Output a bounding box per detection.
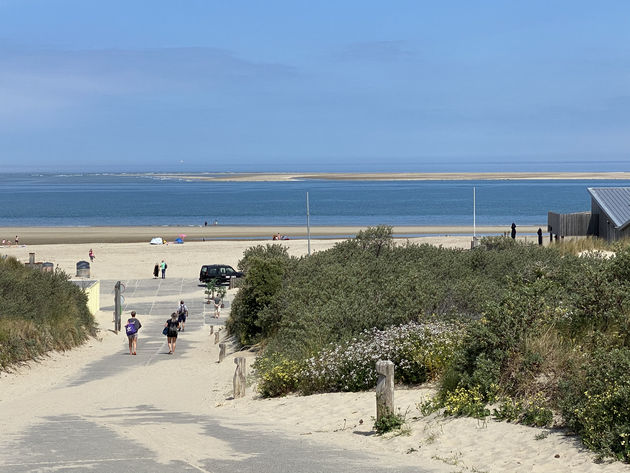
[588,187,630,241]
[548,187,630,242]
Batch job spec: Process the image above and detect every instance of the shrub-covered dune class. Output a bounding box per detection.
[227,227,630,461]
[0,256,97,370]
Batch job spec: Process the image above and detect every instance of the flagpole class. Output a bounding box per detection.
[473,186,476,239]
[306,192,311,256]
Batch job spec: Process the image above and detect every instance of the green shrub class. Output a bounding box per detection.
[560,348,630,461]
[227,252,292,345]
[492,396,522,422]
[0,257,96,370]
[520,393,554,427]
[237,243,290,274]
[373,411,405,434]
[442,386,489,419]
[253,354,301,398]
[237,227,630,460]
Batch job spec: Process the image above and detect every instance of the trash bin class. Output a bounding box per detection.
[76,261,90,278]
[42,262,54,273]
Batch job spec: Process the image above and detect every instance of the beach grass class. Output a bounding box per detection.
[0,257,96,371]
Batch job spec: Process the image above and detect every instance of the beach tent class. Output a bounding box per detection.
[150,237,163,245]
[174,238,184,244]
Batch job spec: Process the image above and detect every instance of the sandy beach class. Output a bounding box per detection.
[0,224,544,245]
[1,236,624,472]
[143,171,630,182]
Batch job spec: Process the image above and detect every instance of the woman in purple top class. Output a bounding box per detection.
[125,311,141,355]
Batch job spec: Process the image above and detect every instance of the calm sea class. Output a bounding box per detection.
[1,173,629,228]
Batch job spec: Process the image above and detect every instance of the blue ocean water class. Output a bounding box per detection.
[0,173,628,228]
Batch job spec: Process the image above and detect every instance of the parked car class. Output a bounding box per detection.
[199,264,244,285]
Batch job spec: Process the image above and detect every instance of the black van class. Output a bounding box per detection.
[199,264,243,285]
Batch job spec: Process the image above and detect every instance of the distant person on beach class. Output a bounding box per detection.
[204,221,208,226]
[511,223,516,240]
[160,260,167,278]
[125,311,142,355]
[177,300,188,331]
[537,228,543,246]
[165,312,179,354]
[213,295,222,318]
[89,249,95,262]
[15,235,19,245]
[153,263,159,278]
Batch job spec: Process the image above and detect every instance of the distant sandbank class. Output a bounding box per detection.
[140,171,630,182]
[0,225,544,245]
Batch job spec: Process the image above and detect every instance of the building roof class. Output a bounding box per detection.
[588,187,630,230]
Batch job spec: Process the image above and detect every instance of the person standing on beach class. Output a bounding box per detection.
[89,249,95,262]
[177,300,188,331]
[160,260,167,279]
[15,235,19,246]
[153,263,159,279]
[511,223,517,240]
[125,311,142,355]
[537,228,543,246]
[165,312,179,354]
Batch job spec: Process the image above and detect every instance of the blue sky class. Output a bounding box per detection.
[1,1,629,172]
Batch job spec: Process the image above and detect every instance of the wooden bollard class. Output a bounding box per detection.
[219,343,226,363]
[233,357,246,398]
[214,331,220,344]
[210,325,214,335]
[376,360,395,421]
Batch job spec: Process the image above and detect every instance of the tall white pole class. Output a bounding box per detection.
[473,187,476,240]
[306,192,311,256]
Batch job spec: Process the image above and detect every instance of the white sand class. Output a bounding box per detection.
[0,237,626,472]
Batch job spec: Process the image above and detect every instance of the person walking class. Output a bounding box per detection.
[213,295,222,318]
[537,227,543,246]
[177,300,188,331]
[15,235,19,246]
[125,311,142,355]
[160,260,167,279]
[165,312,179,354]
[153,262,159,279]
[510,222,517,240]
[89,248,95,262]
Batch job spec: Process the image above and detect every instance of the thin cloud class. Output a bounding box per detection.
[333,40,415,62]
[0,46,298,126]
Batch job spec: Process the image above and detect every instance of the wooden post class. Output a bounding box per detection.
[376,360,395,421]
[114,281,122,334]
[214,331,220,344]
[219,343,226,363]
[233,357,246,398]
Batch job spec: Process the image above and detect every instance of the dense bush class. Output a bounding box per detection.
[234,228,630,461]
[435,246,630,461]
[227,244,293,345]
[0,257,96,370]
[560,348,630,461]
[245,228,569,396]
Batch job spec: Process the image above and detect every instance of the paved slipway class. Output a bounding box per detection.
[0,278,425,473]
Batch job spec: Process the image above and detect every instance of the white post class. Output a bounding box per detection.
[306,191,311,256]
[376,360,395,421]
